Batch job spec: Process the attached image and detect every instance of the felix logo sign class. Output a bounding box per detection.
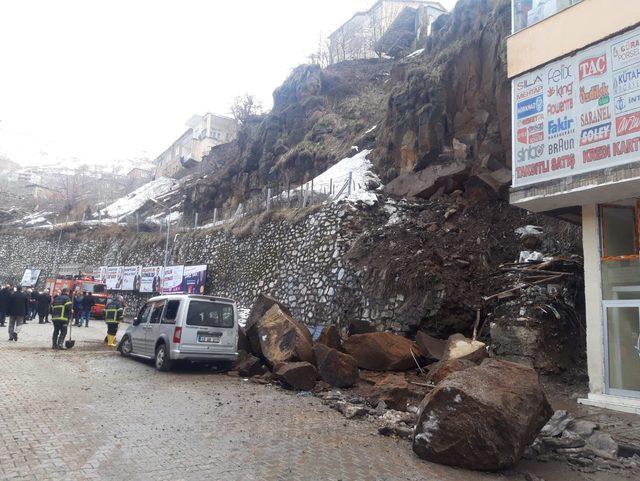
[579,53,607,81]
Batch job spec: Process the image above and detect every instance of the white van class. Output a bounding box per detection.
[119,294,238,371]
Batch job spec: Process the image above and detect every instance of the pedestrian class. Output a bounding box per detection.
[8,285,29,342]
[27,289,38,321]
[104,295,125,347]
[81,291,95,327]
[0,283,11,328]
[73,291,83,327]
[37,289,52,324]
[51,288,72,349]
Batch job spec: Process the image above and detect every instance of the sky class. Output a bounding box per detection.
[0,0,458,168]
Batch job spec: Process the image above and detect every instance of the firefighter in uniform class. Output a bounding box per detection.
[104,295,124,347]
[51,288,72,349]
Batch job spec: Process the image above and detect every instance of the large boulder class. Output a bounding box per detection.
[234,353,268,378]
[318,324,342,350]
[343,332,421,371]
[412,359,553,471]
[252,305,315,367]
[245,294,292,355]
[425,358,475,384]
[274,362,318,391]
[313,343,359,388]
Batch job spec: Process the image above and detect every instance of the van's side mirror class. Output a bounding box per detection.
[132,317,140,326]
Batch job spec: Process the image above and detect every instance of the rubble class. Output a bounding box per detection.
[317,324,343,350]
[352,372,427,411]
[343,332,422,371]
[313,343,359,388]
[274,362,318,391]
[234,353,268,378]
[425,358,475,384]
[412,359,552,471]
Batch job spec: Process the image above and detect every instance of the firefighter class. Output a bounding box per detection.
[51,288,72,349]
[104,295,124,347]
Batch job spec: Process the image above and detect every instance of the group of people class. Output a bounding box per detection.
[0,282,126,349]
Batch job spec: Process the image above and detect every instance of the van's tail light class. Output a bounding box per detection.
[173,327,182,343]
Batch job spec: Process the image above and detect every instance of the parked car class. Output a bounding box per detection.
[119,294,239,371]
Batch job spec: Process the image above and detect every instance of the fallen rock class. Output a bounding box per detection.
[313,343,359,388]
[318,324,343,350]
[353,372,425,411]
[416,331,446,360]
[426,358,475,384]
[566,419,598,439]
[234,353,268,378]
[412,359,553,471]
[246,294,292,355]
[274,362,318,391]
[540,410,574,437]
[343,332,421,371]
[252,305,315,367]
[586,433,618,459]
[238,327,251,354]
[347,319,377,335]
[443,334,487,363]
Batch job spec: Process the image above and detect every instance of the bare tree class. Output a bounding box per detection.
[230,94,264,124]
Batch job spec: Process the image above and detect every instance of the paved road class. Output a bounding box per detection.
[0,322,629,481]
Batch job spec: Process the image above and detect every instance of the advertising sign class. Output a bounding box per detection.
[140,266,164,293]
[162,265,185,293]
[183,265,207,294]
[121,266,142,291]
[512,25,640,187]
[105,267,122,290]
[98,266,108,285]
[20,269,41,287]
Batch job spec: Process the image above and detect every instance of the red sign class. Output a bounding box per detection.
[579,53,607,81]
[616,111,640,136]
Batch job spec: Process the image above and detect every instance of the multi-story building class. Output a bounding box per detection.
[508,0,640,413]
[154,113,238,179]
[328,0,447,63]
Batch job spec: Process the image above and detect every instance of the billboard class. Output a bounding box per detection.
[140,266,163,293]
[20,269,41,287]
[162,265,185,293]
[183,265,207,294]
[105,267,122,290]
[121,266,141,291]
[512,24,640,187]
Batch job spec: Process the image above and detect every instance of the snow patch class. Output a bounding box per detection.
[364,125,378,134]
[415,412,439,444]
[406,48,425,59]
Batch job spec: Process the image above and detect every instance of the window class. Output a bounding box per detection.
[162,300,180,325]
[136,303,153,325]
[149,301,165,324]
[512,0,582,33]
[186,301,234,328]
[601,205,637,259]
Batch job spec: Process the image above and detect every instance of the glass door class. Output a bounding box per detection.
[603,301,640,398]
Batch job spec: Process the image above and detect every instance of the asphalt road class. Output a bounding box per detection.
[0,321,629,481]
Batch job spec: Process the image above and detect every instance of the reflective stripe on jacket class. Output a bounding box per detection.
[104,308,123,323]
[51,302,72,321]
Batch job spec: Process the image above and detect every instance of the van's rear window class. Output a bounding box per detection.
[186,301,234,328]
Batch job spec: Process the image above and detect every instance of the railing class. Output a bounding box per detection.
[512,0,582,34]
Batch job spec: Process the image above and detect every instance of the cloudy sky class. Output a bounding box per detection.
[0,0,458,167]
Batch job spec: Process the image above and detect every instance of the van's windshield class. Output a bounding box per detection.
[186,301,234,328]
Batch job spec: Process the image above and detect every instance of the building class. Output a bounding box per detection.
[328,0,447,64]
[508,0,640,413]
[154,113,238,179]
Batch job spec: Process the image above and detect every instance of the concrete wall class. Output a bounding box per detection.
[508,0,640,77]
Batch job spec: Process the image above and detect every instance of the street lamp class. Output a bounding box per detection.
[150,198,171,268]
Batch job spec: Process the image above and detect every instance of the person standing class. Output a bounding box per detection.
[81,291,94,327]
[73,291,84,327]
[37,289,52,324]
[51,288,72,349]
[27,289,38,321]
[104,295,124,347]
[8,286,29,341]
[0,283,11,328]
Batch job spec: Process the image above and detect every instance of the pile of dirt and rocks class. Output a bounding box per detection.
[231,293,640,476]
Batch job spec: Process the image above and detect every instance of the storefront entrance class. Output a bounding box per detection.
[600,202,640,398]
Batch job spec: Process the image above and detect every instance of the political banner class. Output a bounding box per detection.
[183,265,207,294]
[140,266,164,293]
[512,24,640,187]
[162,265,185,293]
[105,267,122,290]
[121,266,142,291]
[98,266,108,285]
[20,269,41,287]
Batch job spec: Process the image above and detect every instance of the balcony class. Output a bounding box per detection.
[512,0,582,33]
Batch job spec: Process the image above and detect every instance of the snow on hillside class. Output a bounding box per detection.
[99,177,177,219]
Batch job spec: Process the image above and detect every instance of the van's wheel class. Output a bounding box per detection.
[155,343,172,372]
[120,335,132,357]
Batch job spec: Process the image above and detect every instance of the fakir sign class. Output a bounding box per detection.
[513,24,640,187]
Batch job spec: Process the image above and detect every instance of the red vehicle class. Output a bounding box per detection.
[45,275,109,319]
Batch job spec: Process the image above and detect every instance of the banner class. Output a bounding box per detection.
[105,267,122,290]
[162,265,184,293]
[140,266,163,293]
[98,266,108,285]
[20,269,41,287]
[121,266,141,291]
[512,24,640,187]
[183,265,207,294]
